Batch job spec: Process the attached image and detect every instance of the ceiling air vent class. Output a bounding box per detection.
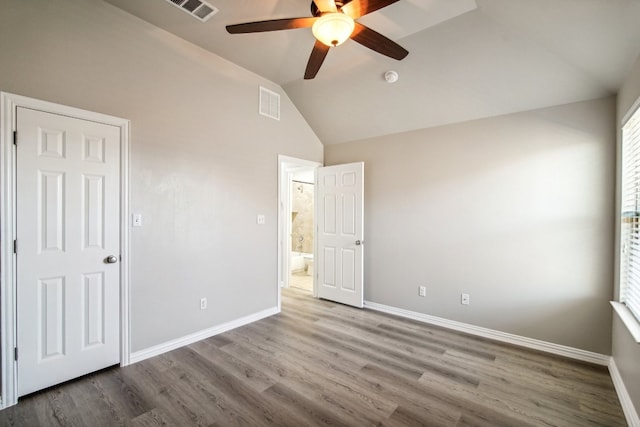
[259,87,280,121]
[165,0,218,22]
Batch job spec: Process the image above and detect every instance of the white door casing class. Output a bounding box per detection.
[0,92,131,409]
[16,107,121,396]
[316,162,364,308]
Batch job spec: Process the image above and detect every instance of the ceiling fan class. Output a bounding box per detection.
[226,0,409,79]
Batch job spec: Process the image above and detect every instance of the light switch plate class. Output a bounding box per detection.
[461,293,470,305]
[257,214,265,225]
[133,214,142,227]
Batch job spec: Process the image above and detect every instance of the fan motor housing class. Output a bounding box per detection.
[311,1,352,16]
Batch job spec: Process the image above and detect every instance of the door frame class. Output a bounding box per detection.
[277,155,321,310]
[0,92,131,408]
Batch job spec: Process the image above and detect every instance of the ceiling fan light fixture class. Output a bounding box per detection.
[312,13,355,47]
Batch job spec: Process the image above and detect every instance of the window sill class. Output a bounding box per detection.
[611,301,640,343]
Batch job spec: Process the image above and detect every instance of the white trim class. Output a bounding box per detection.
[0,92,131,409]
[364,300,610,366]
[611,301,640,343]
[0,93,18,408]
[119,116,131,366]
[130,306,279,364]
[609,357,640,427]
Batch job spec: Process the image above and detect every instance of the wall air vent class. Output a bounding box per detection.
[165,0,218,22]
[259,87,281,121]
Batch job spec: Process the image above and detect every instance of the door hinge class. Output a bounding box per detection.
[14,348,18,361]
[13,131,17,146]
[13,239,17,254]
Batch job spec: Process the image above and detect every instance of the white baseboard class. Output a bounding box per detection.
[129,306,279,364]
[363,300,610,366]
[609,357,640,427]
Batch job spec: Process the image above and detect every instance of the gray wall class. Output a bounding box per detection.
[0,0,322,352]
[614,53,640,417]
[325,97,616,354]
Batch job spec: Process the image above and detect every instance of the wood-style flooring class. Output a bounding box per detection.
[0,288,626,426]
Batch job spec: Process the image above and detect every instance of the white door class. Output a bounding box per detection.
[316,162,364,308]
[16,107,121,397]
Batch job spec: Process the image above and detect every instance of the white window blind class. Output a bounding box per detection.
[621,104,640,322]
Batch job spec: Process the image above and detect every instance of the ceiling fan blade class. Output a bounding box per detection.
[305,40,331,79]
[350,22,408,60]
[226,17,317,34]
[314,0,338,13]
[341,0,400,19]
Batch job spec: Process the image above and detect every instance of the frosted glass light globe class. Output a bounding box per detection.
[312,13,355,47]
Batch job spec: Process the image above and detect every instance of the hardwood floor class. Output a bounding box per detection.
[0,288,626,426]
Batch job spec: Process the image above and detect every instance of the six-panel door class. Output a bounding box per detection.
[16,107,121,396]
[316,162,364,308]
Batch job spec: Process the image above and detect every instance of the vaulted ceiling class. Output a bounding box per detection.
[105,0,640,144]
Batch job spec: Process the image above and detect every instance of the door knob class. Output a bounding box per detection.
[355,240,363,246]
[105,255,118,264]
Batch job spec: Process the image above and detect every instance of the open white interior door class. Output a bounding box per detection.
[316,162,364,308]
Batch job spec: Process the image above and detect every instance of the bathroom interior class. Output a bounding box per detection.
[290,169,315,292]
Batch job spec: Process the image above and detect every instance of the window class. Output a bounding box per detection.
[620,102,640,329]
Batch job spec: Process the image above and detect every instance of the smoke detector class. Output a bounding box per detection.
[384,70,399,83]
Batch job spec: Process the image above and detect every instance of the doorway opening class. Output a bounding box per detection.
[277,155,321,310]
[290,173,315,292]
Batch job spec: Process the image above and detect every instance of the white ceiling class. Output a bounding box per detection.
[104,0,640,144]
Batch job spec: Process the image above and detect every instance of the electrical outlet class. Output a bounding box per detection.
[461,293,470,305]
[418,286,426,297]
[200,297,207,310]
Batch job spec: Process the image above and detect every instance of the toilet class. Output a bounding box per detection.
[304,254,314,276]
